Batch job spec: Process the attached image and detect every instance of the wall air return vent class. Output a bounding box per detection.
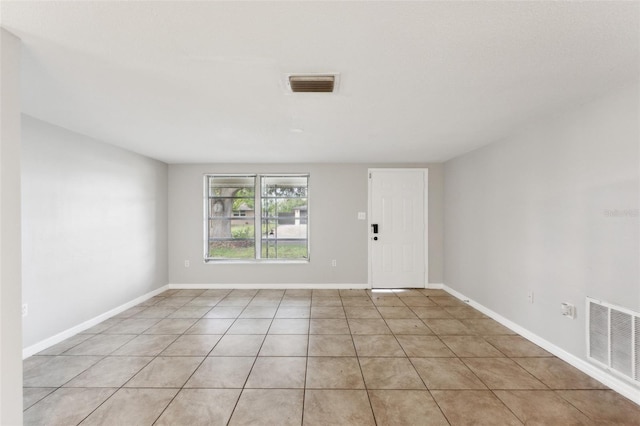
[587,297,639,385]
[288,75,335,93]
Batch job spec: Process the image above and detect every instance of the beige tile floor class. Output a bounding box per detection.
[23,288,640,425]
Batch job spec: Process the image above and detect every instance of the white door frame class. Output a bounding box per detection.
[367,168,429,289]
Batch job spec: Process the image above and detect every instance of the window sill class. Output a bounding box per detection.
[204,259,310,265]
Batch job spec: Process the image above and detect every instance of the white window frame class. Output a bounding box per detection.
[204,173,310,263]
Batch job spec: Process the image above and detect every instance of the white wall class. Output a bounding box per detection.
[169,163,443,285]
[0,28,23,426]
[444,85,639,362]
[21,116,169,347]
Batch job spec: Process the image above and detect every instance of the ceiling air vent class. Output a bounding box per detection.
[288,75,335,93]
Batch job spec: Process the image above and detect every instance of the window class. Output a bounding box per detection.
[205,174,309,261]
[206,175,256,259]
[261,175,308,260]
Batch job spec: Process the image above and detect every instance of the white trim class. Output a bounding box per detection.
[368,168,429,289]
[426,283,444,289]
[168,283,370,290]
[22,285,169,359]
[442,284,640,406]
[424,169,429,289]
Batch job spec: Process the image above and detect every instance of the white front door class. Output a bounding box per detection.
[369,169,427,288]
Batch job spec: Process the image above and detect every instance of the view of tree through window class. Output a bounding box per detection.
[205,174,309,261]
[207,176,256,259]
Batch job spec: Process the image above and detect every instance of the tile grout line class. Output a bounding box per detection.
[117,291,204,425]
[150,289,236,424]
[67,291,184,425]
[421,292,482,426]
[300,291,316,426]
[64,294,193,424]
[373,291,454,425]
[224,289,285,425]
[349,290,379,426]
[551,389,602,423]
[423,294,552,425]
[149,291,229,425]
[75,289,216,425]
[154,288,238,425]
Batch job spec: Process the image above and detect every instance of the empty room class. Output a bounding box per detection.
[1,1,639,425]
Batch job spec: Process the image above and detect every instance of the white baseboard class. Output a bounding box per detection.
[168,283,370,290]
[22,285,169,359]
[426,283,444,289]
[168,283,446,291]
[441,284,640,406]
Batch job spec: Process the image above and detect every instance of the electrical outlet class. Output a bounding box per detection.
[22,304,28,317]
[561,302,576,319]
[527,291,534,304]
[331,259,337,267]
[357,212,366,220]
[184,260,190,268]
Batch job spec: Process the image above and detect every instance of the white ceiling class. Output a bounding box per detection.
[2,1,638,164]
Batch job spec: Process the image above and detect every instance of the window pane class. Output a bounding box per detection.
[207,176,256,259]
[260,175,308,259]
[261,176,308,197]
[209,240,255,259]
[261,239,308,259]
